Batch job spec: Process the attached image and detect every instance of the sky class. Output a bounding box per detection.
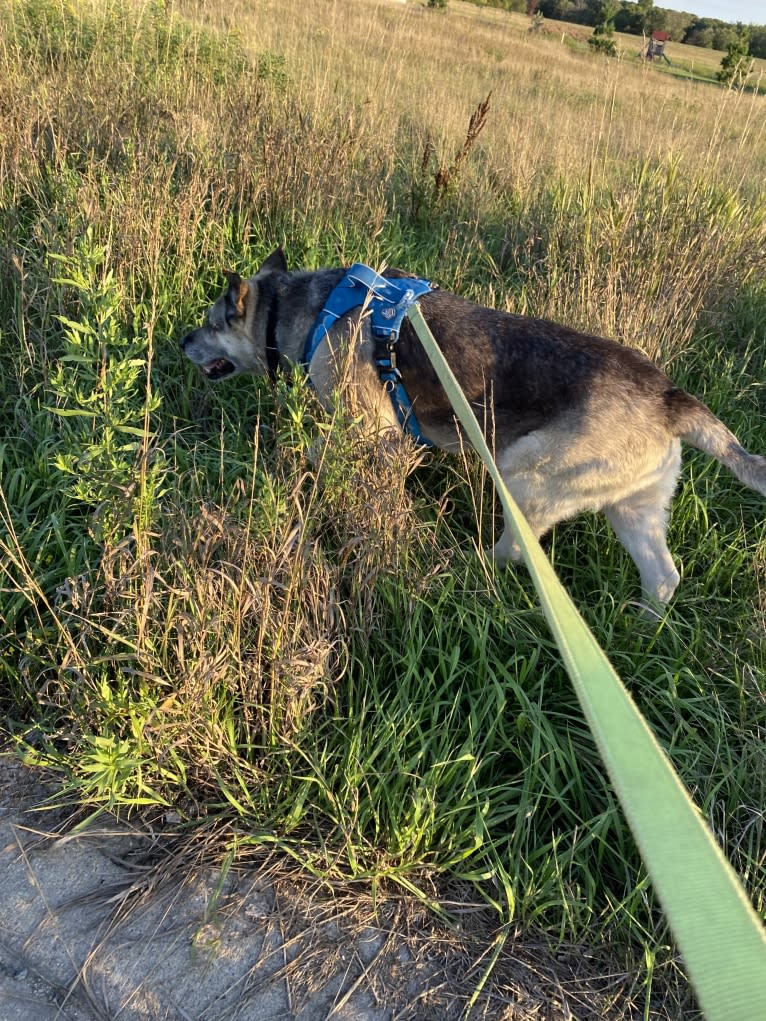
[658,0,764,23]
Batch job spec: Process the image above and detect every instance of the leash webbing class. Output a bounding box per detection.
[406,301,766,1021]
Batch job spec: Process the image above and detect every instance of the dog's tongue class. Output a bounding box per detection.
[203,358,234,380]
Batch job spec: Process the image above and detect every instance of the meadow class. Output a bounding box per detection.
[1,0,765,1015]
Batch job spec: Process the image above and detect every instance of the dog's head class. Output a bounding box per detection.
[180,248,287,380]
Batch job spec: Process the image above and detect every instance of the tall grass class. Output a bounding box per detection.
[1,0,765,1014]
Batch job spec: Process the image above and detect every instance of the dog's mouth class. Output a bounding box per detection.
[202,358,236,381]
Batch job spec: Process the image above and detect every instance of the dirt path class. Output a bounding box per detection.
[0,751,655,1020]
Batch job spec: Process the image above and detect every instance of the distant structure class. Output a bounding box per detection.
[645,30,671,64]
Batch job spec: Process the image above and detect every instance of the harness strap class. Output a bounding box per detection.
[304,264,389,366]
[303,264,433,445]
[262,279,281,382]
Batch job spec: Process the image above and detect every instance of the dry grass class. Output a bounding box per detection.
[203,0,766,185]
[171,0,766,358]
[1,1,765,1017]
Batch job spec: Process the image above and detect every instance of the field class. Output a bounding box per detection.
[531,10,766,89]
[1,0,765,1016]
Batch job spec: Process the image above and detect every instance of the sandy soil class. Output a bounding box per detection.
[0,749,652,1020]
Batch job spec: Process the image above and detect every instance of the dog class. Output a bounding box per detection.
[181,248,766,604]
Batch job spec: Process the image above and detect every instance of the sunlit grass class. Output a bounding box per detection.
[1,0,765,1015]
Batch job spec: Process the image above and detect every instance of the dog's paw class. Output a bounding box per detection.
[483,534,523,566]
[638,566,680,608]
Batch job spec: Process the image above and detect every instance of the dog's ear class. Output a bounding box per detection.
[223,270,249,318]
[258,247,288,275]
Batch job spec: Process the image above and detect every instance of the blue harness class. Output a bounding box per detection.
[303,264,433,446]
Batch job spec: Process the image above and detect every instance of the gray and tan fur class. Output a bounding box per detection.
[181,249,766,604]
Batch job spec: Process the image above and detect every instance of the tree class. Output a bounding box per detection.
[712,25,740,50]
[635,0,654,33]
[588,0,619,55]
[749,26,766,60]
[717,30,753,87]
[684,25,714,48]
[660,9,693,41]
[538,0,591,25]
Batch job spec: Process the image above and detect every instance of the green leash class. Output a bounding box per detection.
[407,302,766,1020]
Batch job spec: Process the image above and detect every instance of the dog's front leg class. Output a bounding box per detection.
[308,320,404,451]
[486,525,523,565]
[483,463,557,566]
[485,506,552,566]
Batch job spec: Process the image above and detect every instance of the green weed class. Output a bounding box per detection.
[1,0,765,1015]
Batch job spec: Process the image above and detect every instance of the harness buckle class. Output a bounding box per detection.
[374,335,399,379]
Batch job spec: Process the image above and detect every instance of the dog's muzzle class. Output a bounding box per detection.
[200,358,236,380]
[180,332,236,381]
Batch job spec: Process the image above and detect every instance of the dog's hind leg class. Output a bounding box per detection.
[603,447,682,605]
[604,499,679,605]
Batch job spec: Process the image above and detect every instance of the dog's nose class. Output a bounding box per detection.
[179,332,192,350]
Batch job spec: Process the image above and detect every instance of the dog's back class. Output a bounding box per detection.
[395,290,679,448]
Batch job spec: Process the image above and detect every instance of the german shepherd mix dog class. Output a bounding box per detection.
[181,249,766,605]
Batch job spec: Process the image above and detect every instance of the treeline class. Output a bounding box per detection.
[466,1,766,58]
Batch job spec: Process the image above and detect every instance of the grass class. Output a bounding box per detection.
[1,0,765,1015]
[495,4,766,92]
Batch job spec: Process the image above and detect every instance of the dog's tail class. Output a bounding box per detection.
[670,389,766,496]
